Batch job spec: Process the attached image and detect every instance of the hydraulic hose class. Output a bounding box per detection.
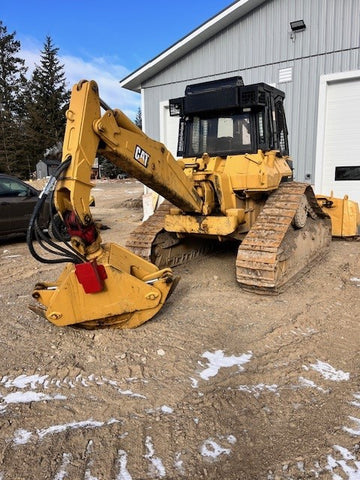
[26,158,84,265]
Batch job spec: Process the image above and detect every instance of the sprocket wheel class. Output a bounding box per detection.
[292,194,316,229]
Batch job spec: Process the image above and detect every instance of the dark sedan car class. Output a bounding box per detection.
[0,174,51,238]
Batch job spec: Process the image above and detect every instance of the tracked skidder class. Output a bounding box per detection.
[28,78,359,328]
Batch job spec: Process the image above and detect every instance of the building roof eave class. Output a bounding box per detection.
[120,0,267,93]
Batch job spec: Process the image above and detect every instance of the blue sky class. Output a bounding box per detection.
[2,0,231,119]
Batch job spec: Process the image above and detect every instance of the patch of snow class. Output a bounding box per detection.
[238,383,278,397]
[189,377,198,388]
[13,429,32,445]
[326,445,360,479]
[39,418,121,439]
[298,377,328,393]
[62,378,74,388]
[12,418,121,445]
[217,434,237,446]
[144,436,166,478]
[84,440,98,480]
[118,389,146,399]
[54,453,72,480]
[334,445,355,461]
[237,385,252,394]
[350,393,360,408]
[108,418,122,425]
[38,419,106,439]
[343,416,360,436]
[1,391,66,409]
[4,374,48,389]
[200,439,231,460]
[309,360,350,381]
[116,450,132,480]
[1,371,150,400]
[297,460,305,472]
[101,376,118,387]
[174,452,185,475]
[226,435,237,445]
[160,405,173,414]
[199,350,252,381]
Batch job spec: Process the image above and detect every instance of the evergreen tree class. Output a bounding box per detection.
[134,107,142,130]
[25,36,69,173]
[99,108,141,179]
[99,155,127,179]
[0,21,28,176]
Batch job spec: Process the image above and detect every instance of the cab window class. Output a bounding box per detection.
[186,113,252,156]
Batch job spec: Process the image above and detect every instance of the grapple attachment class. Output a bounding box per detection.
[316,194,360,237]
[30,243,177,329]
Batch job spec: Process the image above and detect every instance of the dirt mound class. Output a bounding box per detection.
[26,178,48,191]
[117,197,143,209]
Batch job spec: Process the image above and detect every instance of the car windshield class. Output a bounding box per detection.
[0,178,30,197]
[186,113,252,157]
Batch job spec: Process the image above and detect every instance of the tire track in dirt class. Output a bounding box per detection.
[3,348,358,479]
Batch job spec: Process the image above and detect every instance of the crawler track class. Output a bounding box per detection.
[127,183,332,294]
[236,182,332,294]
[126,202,172,263]
[125,201,214,268]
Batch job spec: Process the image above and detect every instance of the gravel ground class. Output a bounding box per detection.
[0,179,359,479]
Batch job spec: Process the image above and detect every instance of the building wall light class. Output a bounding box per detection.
[290,20,306,32]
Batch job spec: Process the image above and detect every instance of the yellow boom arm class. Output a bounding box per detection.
[55,80,202,254]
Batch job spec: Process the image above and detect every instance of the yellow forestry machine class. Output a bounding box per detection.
[27,78,359,329]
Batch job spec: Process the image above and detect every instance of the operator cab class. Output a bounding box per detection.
[169,76,289,159]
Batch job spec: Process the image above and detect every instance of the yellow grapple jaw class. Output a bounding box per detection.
[30,243,178,329]
[316,194,360,237]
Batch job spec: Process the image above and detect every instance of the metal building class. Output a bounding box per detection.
[121,0,360,203]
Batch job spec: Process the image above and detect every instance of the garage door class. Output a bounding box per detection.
[316,74,360,204]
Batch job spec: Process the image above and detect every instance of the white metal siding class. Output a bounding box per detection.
[144,0,360,89]
[159,101,179,157]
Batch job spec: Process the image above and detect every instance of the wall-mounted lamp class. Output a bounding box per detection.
[290,19,306,42]
[290,20,306,32]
